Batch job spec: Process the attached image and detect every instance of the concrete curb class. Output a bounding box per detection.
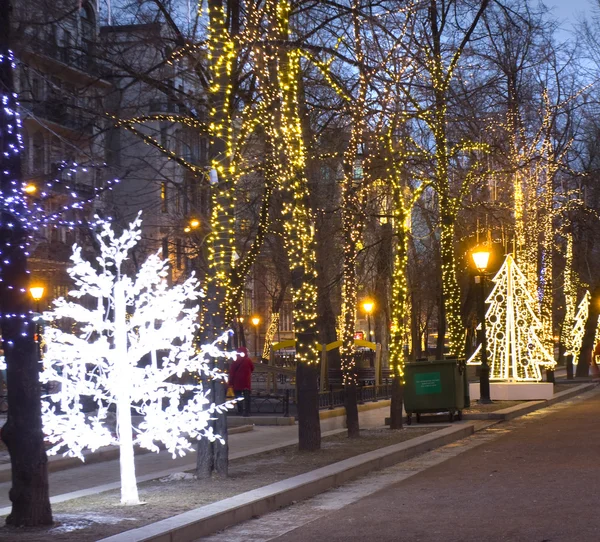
[0,424,254,484]
[462,383,597,421]
[320,399,391,420]
[98,423,474,542]
[98,385,597,542]
[229,416,295,426]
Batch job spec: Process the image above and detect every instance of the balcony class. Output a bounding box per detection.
[23,35,102,78]
[30,101,94,136]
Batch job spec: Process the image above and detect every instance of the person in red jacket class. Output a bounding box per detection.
[228,346,254,415]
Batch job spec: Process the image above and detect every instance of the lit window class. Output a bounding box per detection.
[161,182,167,213]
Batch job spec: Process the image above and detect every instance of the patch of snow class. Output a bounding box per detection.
[159,472,197,482]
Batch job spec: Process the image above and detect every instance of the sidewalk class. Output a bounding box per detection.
[0,398,394,512]
[261,385,600,542]
[0,379,592,521]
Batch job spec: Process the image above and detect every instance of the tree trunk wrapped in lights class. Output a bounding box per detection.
[338,0,370,439]
[0,34,52,525]
[256,0,320,451]
[198,0,272,476]
[40,215,236,505]
[400,0,491,358]
[385,143,427,429]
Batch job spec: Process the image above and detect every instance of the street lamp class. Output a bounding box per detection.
[251,316,260,358]
[362,299,375,342]
[30,286,45,306]
[184,218,201,233]
[30,285,45,372]
[472,248,492,404]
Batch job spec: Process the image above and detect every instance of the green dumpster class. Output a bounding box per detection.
[404,359,465,424]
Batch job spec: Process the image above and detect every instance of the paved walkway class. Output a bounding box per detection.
[214,387,600,542]
[0,403,391,510]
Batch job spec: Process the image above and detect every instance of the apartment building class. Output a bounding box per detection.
[99,21,210,284]
[10,1,112,308]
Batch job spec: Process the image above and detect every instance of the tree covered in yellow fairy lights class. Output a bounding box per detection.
[394,0,492,358]
[252,0,322,450]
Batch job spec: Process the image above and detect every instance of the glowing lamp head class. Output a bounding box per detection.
[30,286,45,301]
[472,249,491,274]
[251,316,260,327]
[189,218,200,229]
[24,183,37,194]
[362,300,374,315]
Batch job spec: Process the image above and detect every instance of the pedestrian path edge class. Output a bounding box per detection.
[97,383,596,542]
[0,424,255,484]
[98,423,475,542]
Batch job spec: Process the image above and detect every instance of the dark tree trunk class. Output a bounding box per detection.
[296,360,320,451]
[389,376,404,429]
[344,382,360,438]
[576,286,600,377]
[212,357,228,476]
[566,354,574,380]
[195,436,214,479]
[411,292,422,359]
[375,222,393,365]
[196,288,228,478]
[436,294,446,359]
[0,0,52,525]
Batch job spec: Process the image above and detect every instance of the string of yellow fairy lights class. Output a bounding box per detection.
[339,0,369,387]
[253,0,318,366]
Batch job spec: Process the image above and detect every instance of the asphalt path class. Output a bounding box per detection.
[266,388,600,542]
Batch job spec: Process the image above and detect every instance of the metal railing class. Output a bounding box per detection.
[240,383,393,417]
[318,383,393,410]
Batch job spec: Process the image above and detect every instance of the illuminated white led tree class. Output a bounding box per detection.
[40,215,235,505]
[565,291,590,365]
[467,254,556,381]
[564,291,600,366]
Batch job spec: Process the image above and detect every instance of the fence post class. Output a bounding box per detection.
[284,389,290,417]
[375,343,382,387]
[243,389,251,417]
[320,344,328,392]
[269,350,277,393]
[329,385,334,410]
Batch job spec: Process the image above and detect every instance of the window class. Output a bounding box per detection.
[29,73,43,101]
[176,239,182,270]
[79,3,95,51]
[200,137,208,164]
[353,159,364,180]
[243,288,253,317]
[160,126,168,148]
[279,302,294,332]
[32,132,45,173]
[161,182,168,213]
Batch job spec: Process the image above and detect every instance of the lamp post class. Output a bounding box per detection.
[472,249,492,404]
[362,299,374,342]
[30,285,45,370]
[251,316,260,359]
